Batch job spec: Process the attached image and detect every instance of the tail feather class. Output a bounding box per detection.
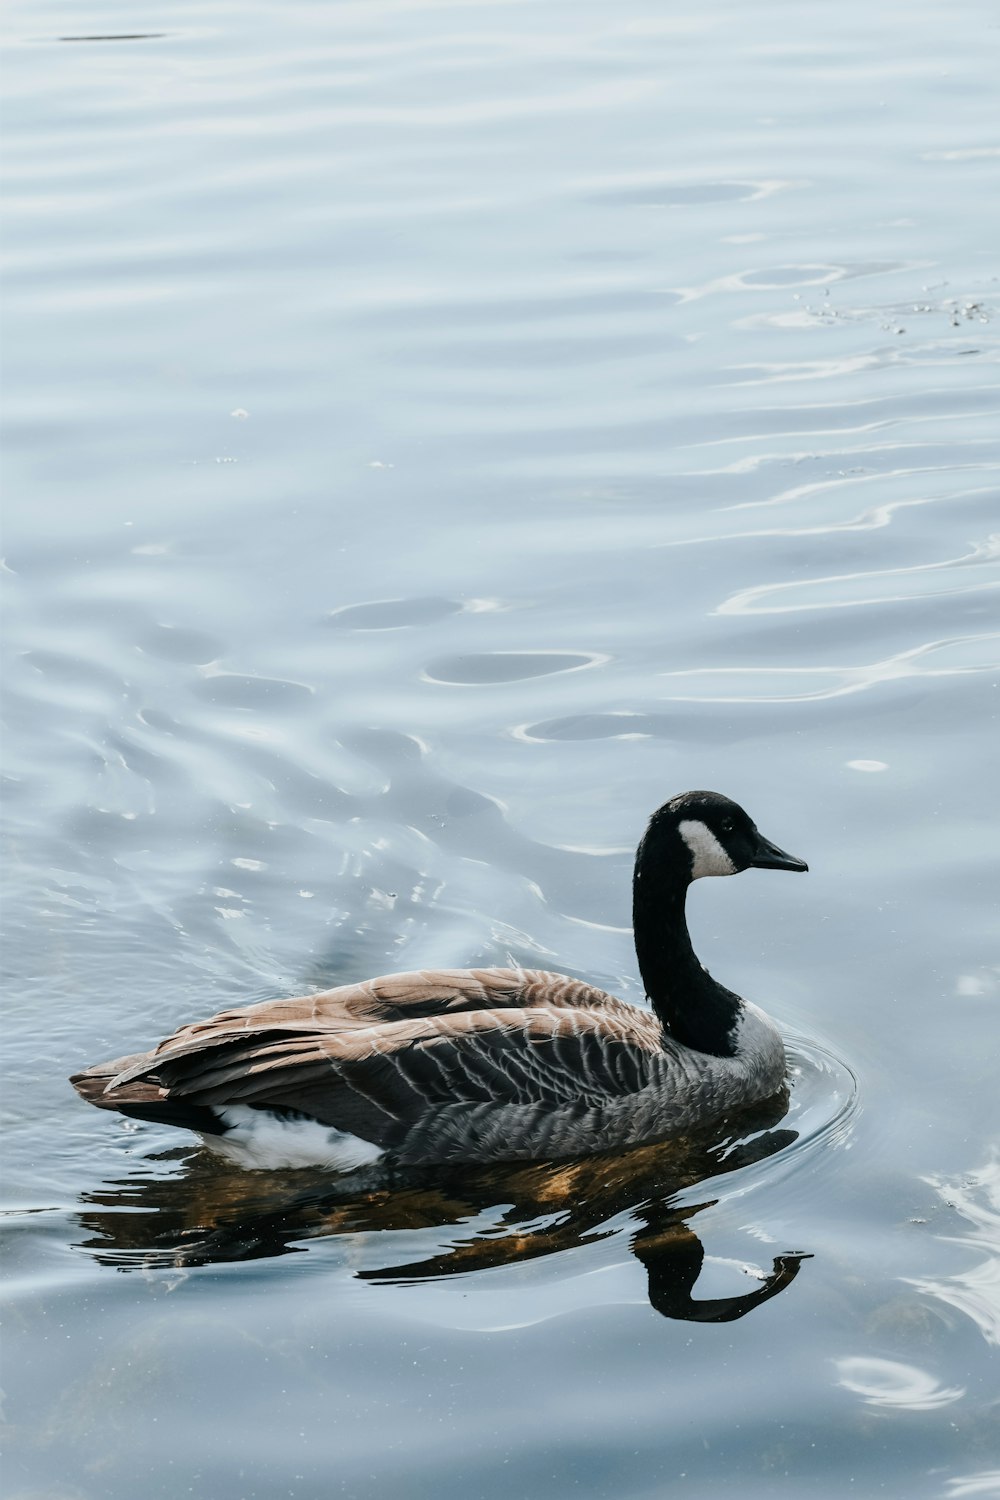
[70,1054,227,1135]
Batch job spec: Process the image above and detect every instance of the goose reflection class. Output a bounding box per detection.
[75,1093,809,1324]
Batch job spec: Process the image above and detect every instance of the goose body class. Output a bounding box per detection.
[71,791,808,1169]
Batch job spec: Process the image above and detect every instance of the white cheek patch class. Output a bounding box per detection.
[678,819,737,879]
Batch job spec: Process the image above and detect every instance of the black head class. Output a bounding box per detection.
[643,791,808,882]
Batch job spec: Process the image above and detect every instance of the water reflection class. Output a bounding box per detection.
[74,1096,809,1324]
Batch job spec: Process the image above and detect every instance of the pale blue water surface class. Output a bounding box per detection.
[2,0,999,1496]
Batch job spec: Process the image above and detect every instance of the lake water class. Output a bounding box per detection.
[2,0,998,1495]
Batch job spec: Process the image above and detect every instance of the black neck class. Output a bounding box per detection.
[632,831,740,1058]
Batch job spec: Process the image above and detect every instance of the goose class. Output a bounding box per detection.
[70,790,807,1170]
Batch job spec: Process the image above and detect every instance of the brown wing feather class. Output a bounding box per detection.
[105,967,627,1089]
[96,974,663,1155]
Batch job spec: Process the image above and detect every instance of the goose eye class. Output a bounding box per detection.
[721,820,734,834]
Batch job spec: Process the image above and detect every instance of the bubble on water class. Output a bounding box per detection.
[846,759,887,772]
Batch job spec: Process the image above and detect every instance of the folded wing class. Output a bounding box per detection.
[91,969,663,1158]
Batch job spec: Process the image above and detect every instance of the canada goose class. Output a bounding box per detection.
[70,790,807,1170]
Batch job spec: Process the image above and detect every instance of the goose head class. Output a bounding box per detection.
[641,791,808,884]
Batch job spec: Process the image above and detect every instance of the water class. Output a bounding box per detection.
[2,0,998,1495]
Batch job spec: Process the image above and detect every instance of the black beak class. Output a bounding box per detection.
[749,832,808,873]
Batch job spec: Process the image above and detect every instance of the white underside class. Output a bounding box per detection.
[207,1106,386,1171]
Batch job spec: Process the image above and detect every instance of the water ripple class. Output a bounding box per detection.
[717,535,1000,615]
[424,651,606,685]
[906,1157,1000,1349]
[834,1356,965,1411]
[656,634,1000,703]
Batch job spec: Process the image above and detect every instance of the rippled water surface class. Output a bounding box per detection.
[2,0,999,1496]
